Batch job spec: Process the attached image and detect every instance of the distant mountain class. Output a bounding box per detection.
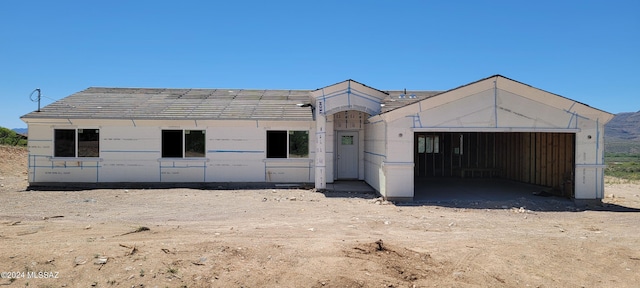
[12,128,27,135]
[605,111,640,154]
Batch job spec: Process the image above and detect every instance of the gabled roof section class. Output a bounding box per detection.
[311,79,390,115]
[376,75,614,125]
[312,79,389,96]
[379,75,500,116]
[21,87,314,121]
[311,79,441,114]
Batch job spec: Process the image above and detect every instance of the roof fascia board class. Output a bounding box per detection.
[348,80,388,100]
[20,117,313,126]
[367,114,383,124]
[21,118,73,125]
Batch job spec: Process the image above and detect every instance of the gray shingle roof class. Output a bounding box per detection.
[381,90,441,112]
[22,87,315,121]
[21,86,442,121]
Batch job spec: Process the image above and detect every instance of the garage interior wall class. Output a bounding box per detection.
[415,132,575,197]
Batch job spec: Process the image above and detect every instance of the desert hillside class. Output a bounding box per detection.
[606,110,640,140]
[0,145,28,191]
[605,110,640,153]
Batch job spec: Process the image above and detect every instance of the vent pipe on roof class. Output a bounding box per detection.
[399,88,407,99]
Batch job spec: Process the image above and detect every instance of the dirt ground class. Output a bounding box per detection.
[1,145,640,287]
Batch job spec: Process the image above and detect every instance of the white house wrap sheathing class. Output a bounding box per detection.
[371,76,613,200]
[27,120,316,184]
[22,75,614,201]
[364,119,387,196]
[311,80,388,189]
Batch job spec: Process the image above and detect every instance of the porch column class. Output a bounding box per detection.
[315,102,326,189]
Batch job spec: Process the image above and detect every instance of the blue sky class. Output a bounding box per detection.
[1,0,638,129]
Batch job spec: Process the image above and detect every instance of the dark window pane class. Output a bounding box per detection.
[78,129,100,157]
[54,129,75,157]
[433,136,440,153]
[162,130,183,158]
[289,131,309,158]
[266,131,287,158]
[424,135,440,153]
[425,136,434,153]
[185,130,205,157]
[341,135,353,145]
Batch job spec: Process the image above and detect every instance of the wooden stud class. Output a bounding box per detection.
[559,133,567,195]
[567,133,575,196]
[518,133,524,181]
[546,133,553,187]
[510,133,515,179]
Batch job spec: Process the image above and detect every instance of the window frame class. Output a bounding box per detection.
[77,128,100,157]
[266,130,309,159]
[161,129,206,158]
[53,128,100,158]
[417,135,440,154]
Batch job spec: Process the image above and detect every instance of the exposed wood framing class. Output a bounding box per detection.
[415,132,575,197]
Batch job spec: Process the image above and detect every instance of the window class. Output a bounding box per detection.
[54,129,100,158]
[78,129,100,157]
[266,131,287,158]
[341,135,354,145]
[162,130,183,158]
[266,130,309,158]
[288,131,309,158]
[417,135,439,154]
[162,130,205,158]
[454,134,464,155]
[425,135,439,153]
[54,129,75,157]
[185,130,206,157]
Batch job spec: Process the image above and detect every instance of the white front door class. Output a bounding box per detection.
[337,131,358,179]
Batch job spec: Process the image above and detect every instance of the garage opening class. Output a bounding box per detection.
[415,132,575,200]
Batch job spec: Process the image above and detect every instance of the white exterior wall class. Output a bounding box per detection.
[383,116,415,200]
[364,119,386,195]
[325,114,335,182]
[358,129,365,180]
[574,119,607,199]
[26,119,316,184]
[364,115,415,200]
[378,76,613,200]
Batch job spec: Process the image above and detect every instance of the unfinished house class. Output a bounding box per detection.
[21,75,613,201]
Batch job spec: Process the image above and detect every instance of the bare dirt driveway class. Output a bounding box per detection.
[1,145,640,287]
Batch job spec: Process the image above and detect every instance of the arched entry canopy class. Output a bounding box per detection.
[309,80,388,189]
[311,79,388,116]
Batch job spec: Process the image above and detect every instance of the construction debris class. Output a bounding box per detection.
[119,243,138,256]
[118,226,150,236]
